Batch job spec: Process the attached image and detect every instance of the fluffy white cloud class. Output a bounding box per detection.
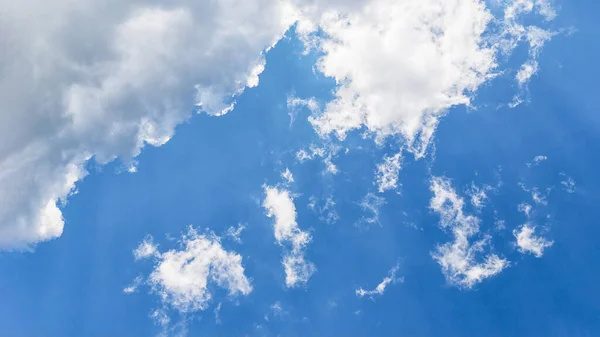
[430,177,508,288]
[132,227,252,313]
[263,186,316,287]
[375,152,402,193]
[300,0,555,157]
[356,263,402,298]
[513,224,553,257]
[0,0,302,248]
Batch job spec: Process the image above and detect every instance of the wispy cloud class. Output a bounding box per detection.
[263,186,315,287]
[356,263,402,298]
[430,177,508,288]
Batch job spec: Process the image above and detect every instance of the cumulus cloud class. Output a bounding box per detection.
[513,224,553,257]
[0,0,301,248]
[263,186,316,287]
[131,227,252,313]
[356,263,402,298]
[375,152,402,193]
[300,0,556,157]
[430,177,508,288]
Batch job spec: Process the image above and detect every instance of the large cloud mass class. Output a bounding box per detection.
[0,0,296,247]
[0,0,556,248]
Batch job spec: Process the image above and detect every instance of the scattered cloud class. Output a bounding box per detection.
[264,301,288,322]
[131,227,252,313]
[287,96,320,126]
[308,196,339,225]
[560,174,576,193]
[356,263,402,298]
[375,152,402,193]
[224,224,246,244]
[214,302,222,325]
[518,203,533,217]
[430,177,509,288]
[519,182,550,206]
[466,183,493,209]
[123,275,144,294]
[358,193,386,226]
[513,224,553,257]
[502,1,558,106]
[263,186,316,287]
[296,143,340,175]
[281,168,295,185]
[134,236,159,260]
[526,155,548,168]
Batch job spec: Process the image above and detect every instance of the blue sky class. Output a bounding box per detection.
[0,0,599,336]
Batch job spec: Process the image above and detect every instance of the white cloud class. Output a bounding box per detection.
[560,174,576,193]
[308,196,339,225]
[281,168,295,184]
[430,177,508,288]
[518,202,533,217]
[214,302,222,324]
[295,143,341,174]
[264,301,287,322]
[356,263,402,298]
[466,183,492,209]
[375,152,402,193]
[287,96,320,126]
[150,308,171,327]
[0,0,301,248]
[513,224,553,257]
[263,186,316,287]
[302,0,556,157]
[123,275,144,294]
[527,155,548,167]
[519,183,550,206]
[225,224,246,244]
[132,227,252,313]
[134,236,159,260]
[359,193,385,226]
